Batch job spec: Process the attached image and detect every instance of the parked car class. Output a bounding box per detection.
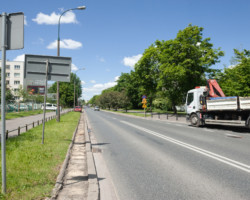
[74,106,82,112]
[41,103,57,111]
[94,106,100,111]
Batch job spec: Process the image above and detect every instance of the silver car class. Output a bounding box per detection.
[94,106,100,111]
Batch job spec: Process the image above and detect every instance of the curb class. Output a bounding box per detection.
[84,111,100,200]
[49,113,81,200]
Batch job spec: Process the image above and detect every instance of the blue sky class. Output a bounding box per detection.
[1,0,250,100]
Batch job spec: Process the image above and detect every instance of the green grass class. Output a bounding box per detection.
[3,110,53,120]
[0,111,81,200]
[114,110,151,117]
[103,109,186,117]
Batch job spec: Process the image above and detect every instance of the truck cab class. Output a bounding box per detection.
[186,87,206,126]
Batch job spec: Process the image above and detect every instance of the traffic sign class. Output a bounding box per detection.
[142,98,147,104]
[142,104,147,108]
[142,95,147,99]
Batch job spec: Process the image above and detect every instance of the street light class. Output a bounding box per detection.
[57,5,86,122]
[74,67,85,108]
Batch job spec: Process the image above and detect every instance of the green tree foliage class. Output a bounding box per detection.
[134,45,160,107]
[114,72,142,108]
[88,95,100,106]
[216,49,250,96]
[48,73,82,107]
[157,25,224,111]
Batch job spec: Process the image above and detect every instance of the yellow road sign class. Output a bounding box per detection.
[142,104,147,108]
[142,98,147,104]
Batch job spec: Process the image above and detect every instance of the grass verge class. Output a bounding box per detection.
[0,111,81,200]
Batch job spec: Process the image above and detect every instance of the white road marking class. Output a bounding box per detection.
[174,124,183,127]
[120,120,250,173]
[203,129,214,132]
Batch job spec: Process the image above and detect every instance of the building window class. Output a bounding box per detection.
[6,80,9,85]
[6,73,10,77]
[14,65,20,70]
[14,73,20,78]
[14,81,20,85]
[6,65,10,69]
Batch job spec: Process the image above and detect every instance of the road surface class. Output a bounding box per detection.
[85,107,250,200]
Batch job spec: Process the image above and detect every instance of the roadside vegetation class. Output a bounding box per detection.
[103,108,186,118]
[88,25,250,112]
[0,111,81,200]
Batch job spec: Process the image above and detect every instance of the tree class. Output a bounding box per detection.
[88,95,100,106]
[0,69,15,103]
[134,45,160,109]
[114,72,142,109]
[157,25,224,112]
[216,49,250,96]
[48,73,82,107]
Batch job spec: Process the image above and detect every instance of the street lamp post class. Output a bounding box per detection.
[57,6,86,122]
[74,68,85,108]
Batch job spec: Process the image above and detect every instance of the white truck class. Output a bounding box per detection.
[186,80,250,129]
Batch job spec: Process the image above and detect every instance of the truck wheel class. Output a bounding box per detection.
[190,113,200,127]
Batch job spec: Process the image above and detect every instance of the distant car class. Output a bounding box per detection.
[41,103,57,111]
[94,106,100,111]
[74,106,82,112]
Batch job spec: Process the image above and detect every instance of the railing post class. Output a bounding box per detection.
[5,130,8,140]
[18,127,20,136]
[33,122,34,128]
[26,124,28,131]
[176,114,178,121]
[166,112,168,120]
[158,113,160,119]
[38,120,39,125]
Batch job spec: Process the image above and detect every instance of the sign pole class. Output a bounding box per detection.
[42,60,49,144]
[1,12,7,194]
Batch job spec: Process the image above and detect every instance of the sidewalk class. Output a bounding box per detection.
[1,109,71,138]
[49,112,99,200]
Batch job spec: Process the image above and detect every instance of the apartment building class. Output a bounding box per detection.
[0,60,26,101]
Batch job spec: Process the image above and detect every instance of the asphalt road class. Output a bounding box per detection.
[85,107,250,200]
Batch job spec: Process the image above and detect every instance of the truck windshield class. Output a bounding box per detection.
[187,92,194,106]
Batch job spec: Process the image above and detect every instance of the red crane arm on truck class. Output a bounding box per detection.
[207,79,226,97]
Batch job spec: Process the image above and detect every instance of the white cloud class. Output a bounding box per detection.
[32,37,45,45]
[228,65,236,69]
[83,82,117,93]
[24,16,28,25]
[96,56,105,63]
[47,39,82,49]
[81,81,86,85]
[32,11,78,25]
[71,63,78,71]
[82,77,118,100]
[90,80,96,84]
[13,54,25,61]
[115,76,120,81]
[122,54,142,68]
